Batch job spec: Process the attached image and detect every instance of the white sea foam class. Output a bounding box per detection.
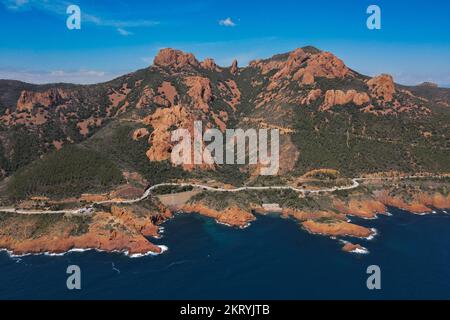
[351,247,370,254]
[1,245,168,259]
[338,240,369,254]
[365,228,378,240]
[215,220,251,229]
[128,245,168,258]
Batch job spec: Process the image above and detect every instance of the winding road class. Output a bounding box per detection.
[0,175,444,215]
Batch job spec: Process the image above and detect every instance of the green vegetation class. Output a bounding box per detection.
[84,121,188,185]
[291,103,450,175]
[8,127,41,172]
[152,185,193,195]
[7,144,123,200]
[0,212,92,238]
[190,188,332,212]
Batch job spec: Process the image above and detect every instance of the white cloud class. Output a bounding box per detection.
[0,0,159,33]
[117,28,133,36]
[219,17,236,27]
[4,0,28,9]
[0,69,117,84]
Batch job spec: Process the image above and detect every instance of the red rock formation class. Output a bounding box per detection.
[143,105,192,162]
[185,76,213,112]
[304,52,349,79]
[201,58,221,71]
[0,210,164,256]
[284,209,347,222]
[376,191,450,214]
[320,89,370,110]
[181,204,256,228]
[132,128,149,141]
[153,48,199,69]
[17,88,68,112]
[157,81,178,106]
[367,74,396,102]
[342,242,367,253]
[302,220,374,238]
[334,199,386,219]
[136,86,155,108]
[302,89,322,105]
[230,59,238,74]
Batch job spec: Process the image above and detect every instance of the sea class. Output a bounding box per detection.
[0,207,449,300]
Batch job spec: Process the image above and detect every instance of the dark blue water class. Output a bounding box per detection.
[0,208,449,299]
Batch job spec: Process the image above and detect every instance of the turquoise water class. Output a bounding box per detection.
[0,208,449,299]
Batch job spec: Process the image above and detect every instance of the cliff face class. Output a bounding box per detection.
[0,203,171,256]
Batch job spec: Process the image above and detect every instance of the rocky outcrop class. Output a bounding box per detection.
[320,89,370,110]
[110,206,160,238]
[292,51,350,83]
[302,220,374,238]
[136,82,178,109]
[334,199,386,219]
[341,242,368,254]
[181,204,256,228]
[230,59,238,74]
[302,89,322,105]
[185,76,213,112]
[132,128,149,140]
[418,82,438,88]
[367,74,396,102]
[284,209,347,222]
[17,88,68,112]
[252,48,349,86]
[143,105,193,162]
[0,209,165,256]
[220,79,241,110]
[201,58,221,71]
[153,48,199,69]
[376,191,450,214]
[157,81,178,106]
[136,86,155,108]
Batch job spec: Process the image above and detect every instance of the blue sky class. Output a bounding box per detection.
[0,0,449,85]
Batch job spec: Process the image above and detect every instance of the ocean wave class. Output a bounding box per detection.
[215,220,251,229]
[351,247,370,254]
[365,228,378,240]
[1,245,169,259]
[339,240,370,254]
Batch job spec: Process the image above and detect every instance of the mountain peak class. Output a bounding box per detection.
[153,48,199,69]
[418,82,438,88]
[200,58,220,71]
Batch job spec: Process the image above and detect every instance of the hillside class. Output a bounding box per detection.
[0,46,449,200]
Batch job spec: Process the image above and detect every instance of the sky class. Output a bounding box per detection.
[0,0,449,86]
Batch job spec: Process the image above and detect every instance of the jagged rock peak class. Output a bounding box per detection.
[200,58,220,71]
[230,59,238,74]
[153,48,199,68]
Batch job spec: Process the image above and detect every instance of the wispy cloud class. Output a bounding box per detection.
[0,68,120,84]
[117,28,133,36]
[0,0,159,34]
[5,0,28,9]
[219,17,236,27]
[82,12,159,29]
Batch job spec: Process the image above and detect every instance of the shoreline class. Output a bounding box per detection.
[1,208,449,259]
[0,244,169,259]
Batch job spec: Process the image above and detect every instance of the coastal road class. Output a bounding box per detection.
[0,175,444,215]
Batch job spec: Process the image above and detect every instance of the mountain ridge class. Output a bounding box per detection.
[0,46,449,201]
